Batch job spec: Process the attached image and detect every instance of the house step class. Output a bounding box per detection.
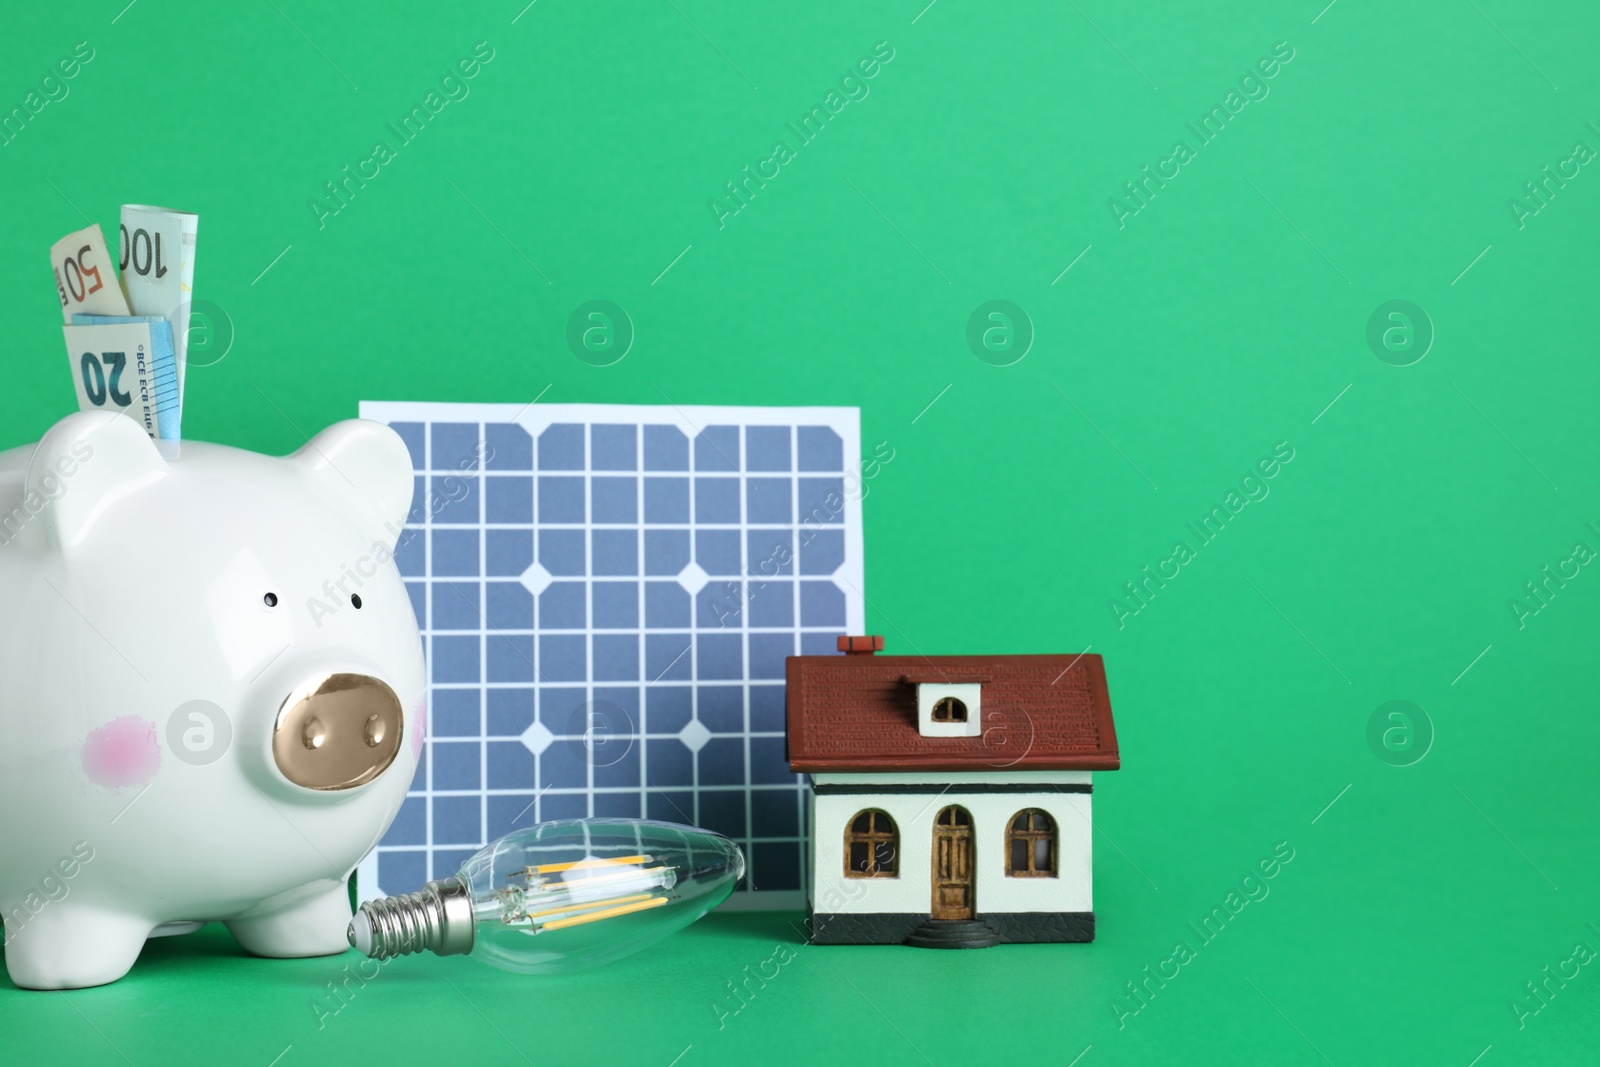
[903,919,1000,949]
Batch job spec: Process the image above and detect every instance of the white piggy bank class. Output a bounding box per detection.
[0,411,426,989]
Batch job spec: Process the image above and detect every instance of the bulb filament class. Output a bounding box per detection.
[494,853,678,935]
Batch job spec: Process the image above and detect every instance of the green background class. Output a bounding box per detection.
[2,0,1598,1063]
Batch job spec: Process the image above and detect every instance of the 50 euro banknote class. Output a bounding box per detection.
[50,224,131,322]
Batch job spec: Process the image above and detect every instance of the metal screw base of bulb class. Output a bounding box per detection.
[349,877,475,960]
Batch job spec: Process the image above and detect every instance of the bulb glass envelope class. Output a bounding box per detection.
[462,819,744,974]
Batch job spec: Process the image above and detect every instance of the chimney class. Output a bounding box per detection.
[838,635,884,656]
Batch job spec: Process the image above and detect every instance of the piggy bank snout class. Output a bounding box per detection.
[272,673,404,791]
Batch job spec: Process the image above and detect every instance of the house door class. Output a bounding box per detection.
[931,806,974,920]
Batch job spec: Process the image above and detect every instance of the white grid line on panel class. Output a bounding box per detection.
[790,421,807,899]
[739,431,754,890]
[477,421,487,872]
[423,423,435,884]
[636,424,649,826]
[584,423,594,818]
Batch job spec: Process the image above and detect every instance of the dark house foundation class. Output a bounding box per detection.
[808,910,1095,945]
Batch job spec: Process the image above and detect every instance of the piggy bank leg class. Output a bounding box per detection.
[227,879,351,958]
[4,905,153,990]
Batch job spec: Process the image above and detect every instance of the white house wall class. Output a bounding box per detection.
[808,775,1093,917]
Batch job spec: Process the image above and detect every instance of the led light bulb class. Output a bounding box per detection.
[349,819,744,974]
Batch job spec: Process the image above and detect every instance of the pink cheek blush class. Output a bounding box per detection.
[411,696,427,762]
[82,716,162,789]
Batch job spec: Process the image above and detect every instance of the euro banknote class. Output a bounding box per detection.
[50,224,131,322]
[63,314,180,441]
[119,205,198,402]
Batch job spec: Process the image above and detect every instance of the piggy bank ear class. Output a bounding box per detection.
[26,411,167,553]
[290,420,414,547]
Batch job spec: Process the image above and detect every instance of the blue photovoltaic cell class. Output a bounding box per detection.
[356,403,863,906]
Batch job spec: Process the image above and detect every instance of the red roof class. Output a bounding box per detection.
[785,649,1119,772]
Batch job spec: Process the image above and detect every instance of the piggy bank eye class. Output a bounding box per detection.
[350,594,363,609]
[263,593,279,608]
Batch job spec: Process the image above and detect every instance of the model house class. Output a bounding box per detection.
[786,636,1119,948]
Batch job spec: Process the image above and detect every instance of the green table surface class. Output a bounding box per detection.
[4,0,1600,1062]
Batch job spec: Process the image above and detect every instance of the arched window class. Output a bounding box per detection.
[931,697,968,723]
[844,809,898,877]
[1006,809,1056,877]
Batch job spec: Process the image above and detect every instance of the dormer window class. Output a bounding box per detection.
[906,678,984,738]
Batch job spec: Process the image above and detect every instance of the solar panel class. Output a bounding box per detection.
[355,402,864,907]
